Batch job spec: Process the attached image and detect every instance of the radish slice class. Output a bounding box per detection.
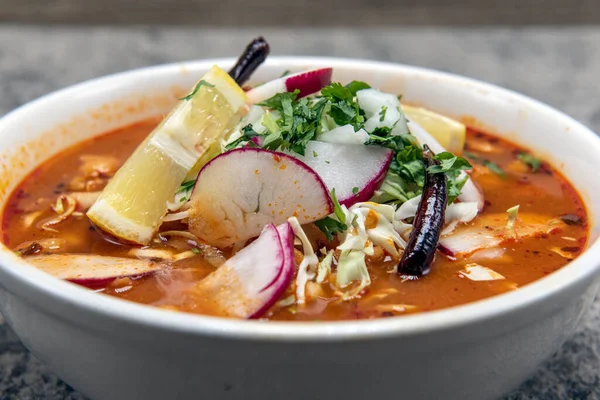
[356,89,401,118]
[25,254,164,286]
[290,141,393,207]
[246,68,333,104]
[439,213,563,257]
[188,148,333,248]
[318,124,369,145]
[407,120,485,211]
[191,223,294,318]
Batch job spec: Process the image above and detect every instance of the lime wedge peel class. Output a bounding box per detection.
[87,65,247,245]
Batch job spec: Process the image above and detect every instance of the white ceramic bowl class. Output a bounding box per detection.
[0,58,599,400]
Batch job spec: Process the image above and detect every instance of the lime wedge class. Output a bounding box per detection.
[402,105,466,154]
[87,66,246,244]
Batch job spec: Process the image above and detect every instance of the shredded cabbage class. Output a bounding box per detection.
[288,217,319,304]
[316,250,334,284]
[335,202,407,299]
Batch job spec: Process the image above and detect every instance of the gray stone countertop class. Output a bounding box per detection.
[0,25,599,399]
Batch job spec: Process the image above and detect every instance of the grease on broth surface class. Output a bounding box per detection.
[1,118,588,321]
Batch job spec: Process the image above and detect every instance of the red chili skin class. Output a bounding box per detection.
[228,37,270,86]
[397,148,448,277]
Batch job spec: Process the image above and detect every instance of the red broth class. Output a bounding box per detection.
[1,118,588,320]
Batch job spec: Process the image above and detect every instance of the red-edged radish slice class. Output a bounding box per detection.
[191,223,294,318]
[246,68,333,104]
[25,254,164,287]
[438,213,563,258]
[407,120,485,211]
[188,148,333,248]
[290,141,393,207]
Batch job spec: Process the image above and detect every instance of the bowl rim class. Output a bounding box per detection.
[0,56,599,342]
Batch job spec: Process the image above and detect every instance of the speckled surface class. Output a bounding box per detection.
[0,25,599,399]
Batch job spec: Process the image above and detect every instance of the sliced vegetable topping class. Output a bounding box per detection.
[246,67,333,104]
[187,148,333,248]
[25,254,165,286]
[190,223,294,318]
[87,65,247,245]
[290,141,393,207]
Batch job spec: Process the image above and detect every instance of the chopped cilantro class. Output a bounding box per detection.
[428,152,472,174]
[253,91,327,155]
[518,152,542,172]
[314,217,347,241]
[483,160,506,178]
[428,152,473,204]
[352,187,359,195]
[224,125,260,151]
[313,151,318,157]
[345,81,371,95]
[280,70,292,77]
[325,160,330,164]
[314,189,348,240]
[331,188,346,224]
[179,80,215,101]
[177,180,196,193]
[191,247,201,254]
[321,83,365,130]
[379,106,388,122]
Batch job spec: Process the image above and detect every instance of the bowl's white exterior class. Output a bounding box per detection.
[0,58,599,400]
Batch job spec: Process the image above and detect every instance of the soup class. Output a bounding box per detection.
[0,42,589,321]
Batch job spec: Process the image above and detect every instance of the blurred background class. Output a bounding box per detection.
[0,1,600,399]
[1,0,599,25]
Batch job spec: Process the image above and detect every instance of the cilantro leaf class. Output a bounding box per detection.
[320,82,365,130]
[331,188,346,224]
[177,180,196,192]
[518,152,542,172]
[483,160,506,178]
[321,82,354,101]
[345,81,371,95]
[257,90,300,111]
[224,125,260,151]
[179,80,215,101]
[314,217,348,241]
[379,106,388,122]
[427,152,473,204]
[428,152,472,174]
[447,173,469,204]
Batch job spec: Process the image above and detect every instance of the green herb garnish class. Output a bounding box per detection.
[314,217,347,241]
[321,83,366,130]
[314,189,347,240]
[331,188,346,224]
[177,180,196,193]
[254,90,327,155]
[429,152,473,204]
[379,106,388,122]
[352,187,359,196]
[179,80,215,101]
[483,160,507,178]
[518,152,542,172]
